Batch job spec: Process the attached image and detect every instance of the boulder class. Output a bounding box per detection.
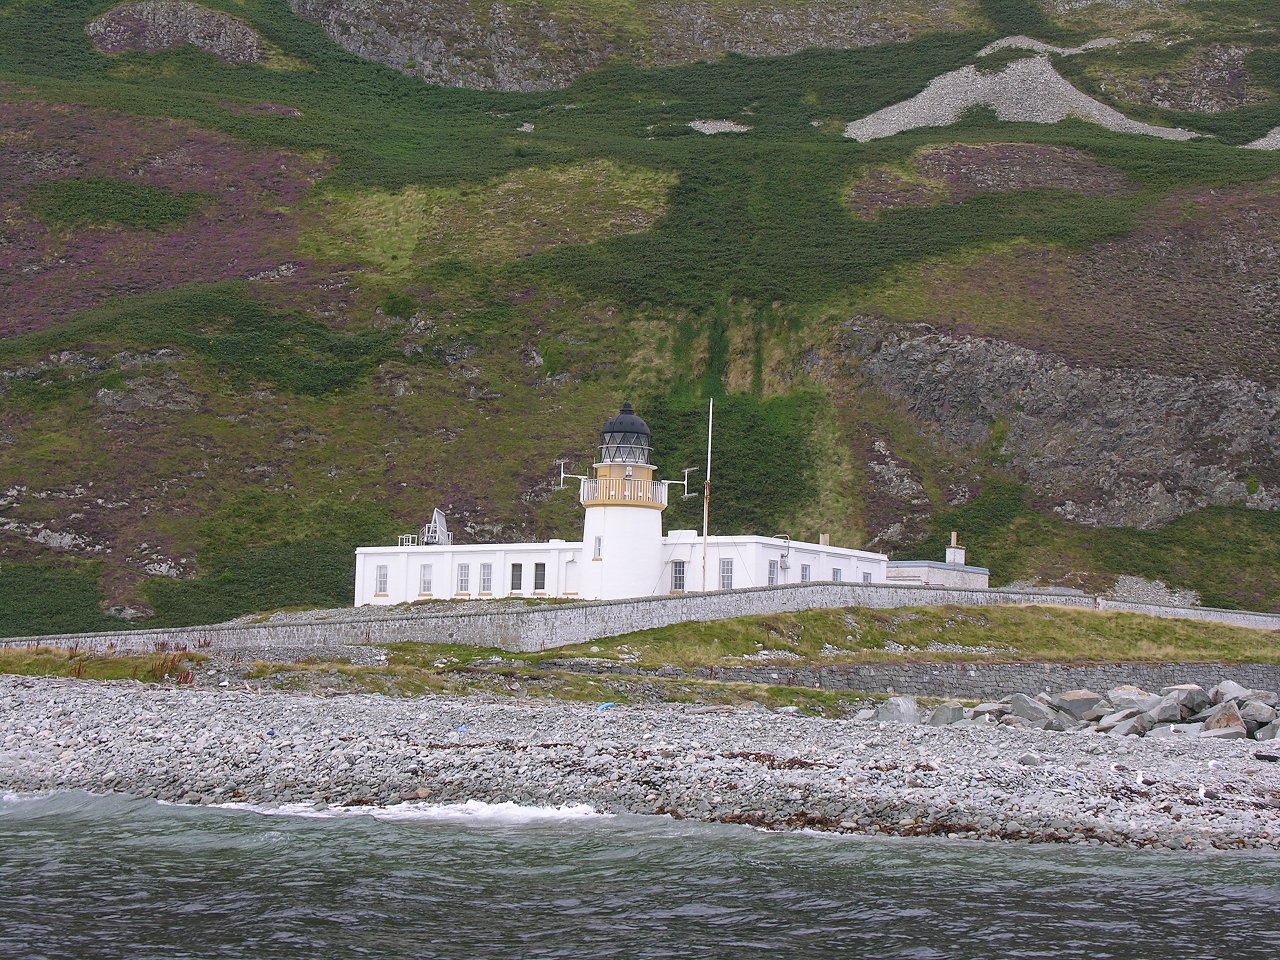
[1170,722,1204,736]
[1009,693,1058,724]
[1107,685,1161,713]
[1239,701,1278,733]
[1160,684,1210,717]
[1203,701,1247,736]
[1255,719,1280,741]
[874,695,920,725]
[1082,702,1114,722]
[1210,680,1253,705]
[927,701,966,727]
[1200,727,1246,741]
[1145,695,1184,725]
[1110,715,1152,737]
[1052,689,1106,721]
[1097,708,1143,732]
[972,702,1009,719]
[1250,689,1280,708]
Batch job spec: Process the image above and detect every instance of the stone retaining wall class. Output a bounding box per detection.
[3,583,1279,655]
[539,658,1280,701]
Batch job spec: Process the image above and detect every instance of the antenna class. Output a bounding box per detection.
[556,458,588,491]
[702,396,713,592]
[661,466,699,499]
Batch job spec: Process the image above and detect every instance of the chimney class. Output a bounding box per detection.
[945,531,966,566]
[819,533,830,546]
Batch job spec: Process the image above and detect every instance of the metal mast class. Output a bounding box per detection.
[701,396,713,592]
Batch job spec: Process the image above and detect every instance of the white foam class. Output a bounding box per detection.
[215,798,610,824]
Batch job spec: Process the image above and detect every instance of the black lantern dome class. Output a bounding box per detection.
[599,401,652,464]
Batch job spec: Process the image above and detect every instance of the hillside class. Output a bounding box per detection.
[2,0,1280,636]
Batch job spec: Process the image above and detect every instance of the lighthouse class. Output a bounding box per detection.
[578,402,669,600]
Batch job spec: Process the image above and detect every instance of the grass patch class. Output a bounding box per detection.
[30,177,207,230]
[0,645,203,681]
[312,160,677,275]
[567,603,1280,666]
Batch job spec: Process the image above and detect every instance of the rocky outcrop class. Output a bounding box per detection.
[87,1,266,65]
[847,322,1280,528]
[286,0,972,91]
[1096,45,1266,115]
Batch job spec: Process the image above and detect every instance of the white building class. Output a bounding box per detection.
[354,403,981,606]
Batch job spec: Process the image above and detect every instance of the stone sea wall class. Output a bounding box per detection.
[4,583,1279,655]
[542,658,1280,702]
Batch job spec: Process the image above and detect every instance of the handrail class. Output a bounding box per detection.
[579,478,667,506]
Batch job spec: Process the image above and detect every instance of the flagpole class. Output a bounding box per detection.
[702,396,713,592]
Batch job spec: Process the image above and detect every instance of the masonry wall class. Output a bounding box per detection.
[538,658,1280,700]
[5,583,1280,656]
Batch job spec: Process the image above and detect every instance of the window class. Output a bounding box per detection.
[375,565,388,595]
[593,535,603,560]
[719,558,734,590]
[671,560,686,592]
[800,564,811,583]
[419,564,432,595]
[457,563,470,593]
[767,559,779,586]
[480,562,493,593]
[534,562,546,591]
[862,571,872,584]
[832,568,843,583]
[511,564,523,591]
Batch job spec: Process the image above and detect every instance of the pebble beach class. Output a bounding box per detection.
[4,675,1278,851]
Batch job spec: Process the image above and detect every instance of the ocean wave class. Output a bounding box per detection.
[214,798,610,823]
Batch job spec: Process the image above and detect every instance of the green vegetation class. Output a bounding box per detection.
[901,479,1280,611]
[571,603,1280,665]
[0,564,128,638]
[0,645,203,681]
[30,177,207,230]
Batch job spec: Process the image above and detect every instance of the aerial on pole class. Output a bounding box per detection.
[702,396,713,592]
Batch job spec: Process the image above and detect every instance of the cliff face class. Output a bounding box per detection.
[287,0,975,90]
[848,322,1280,529]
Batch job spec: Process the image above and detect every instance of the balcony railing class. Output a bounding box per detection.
[580,478,668,507]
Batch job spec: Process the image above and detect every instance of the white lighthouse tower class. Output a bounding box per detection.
[578,402,669,601]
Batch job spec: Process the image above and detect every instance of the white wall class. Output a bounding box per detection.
[356,542,583,605]
[581,504,665,600]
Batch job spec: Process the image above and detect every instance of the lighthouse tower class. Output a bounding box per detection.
[579,402,668,600]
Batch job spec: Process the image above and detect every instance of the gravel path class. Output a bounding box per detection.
[845,57,1197,143]
[4,676,1277,850]
[1246,126,1280,150]
[977,34,1123,58]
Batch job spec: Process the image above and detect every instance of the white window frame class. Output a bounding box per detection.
[671,560,686,592]
[374,564,388,595]
[832,568,843,583]
[800,563,811,583]
[419,563,432,595]
[767,559,779,586]
[511,563,523,591]
[457,563,470,593]
[533,562,546,591]
[863,571,873,584]
[479,562,493,593]
[719,558,733,590]
[593,535,603,560]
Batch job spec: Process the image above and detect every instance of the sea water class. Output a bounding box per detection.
[2,790,1278,959]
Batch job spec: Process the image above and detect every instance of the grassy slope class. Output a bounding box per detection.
[2,0,1280,635]
[563,603,1280,666]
